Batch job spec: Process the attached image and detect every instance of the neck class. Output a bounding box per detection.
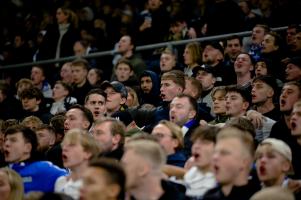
[70,161,89,180]
[256,100,275,114]
[236,74,251,86]
[77,79,86,87]
[35,82,43,90]
[54,97,65,102]
[297,137,301,145]
[18,154,31,163]
[123,51,133,58]
[284,114,291,129]
[263,174,286,187]
[130,174,163,200]
[222,171,248,196]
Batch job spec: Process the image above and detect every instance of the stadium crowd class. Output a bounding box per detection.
[1,0,301,200]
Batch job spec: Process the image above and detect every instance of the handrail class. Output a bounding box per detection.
[0,26,288,70]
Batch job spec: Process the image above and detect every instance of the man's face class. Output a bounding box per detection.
[160,79,182,102]
[80,167,113,200]
[93,122,117,153]
[169,96,195,126]
[118,36,133,54]
[279,84,300,113]
[251,80,273,104]
[21,97,40,111]
[192,139,215,171]
[225,38,242,61]
[195,70,215,91]
[292,32,301,51]
[72,65,88,85]
[85,94,106,121]
[31,67,45,85]
[286,27,297,46]
[225,92,248,117]
[183,79,198,99]
[234,54,253,76]
[202,45,222,65]
[290,104,301,136]
[4,132,31,163]
[73,42,86,56]
[151,124,177,155]
[212,90,226,115]
[262,34,278,53]
[212,137,246,185]
[255,61,268,77]
[62,140,90,169]
[121,149,145,189]
[285,63,301,81]
[104,87,124,112]
[52,83,69,101]
[140,76,153,94]
[115,63,133,82]
[252,26,265,44]
[60,63,73,83]
[160,53,176,72]
[148,0,162,11]
[36,129,55,151]
[170,22,185,34]
[64,108,89,132]
[255,145,290,185]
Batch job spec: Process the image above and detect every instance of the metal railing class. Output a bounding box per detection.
[0,26,288,70]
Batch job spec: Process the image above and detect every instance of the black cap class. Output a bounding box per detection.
[287,57,301,68]
[100,81,128,98]
[203,41,224,55]
[192,64,217,77]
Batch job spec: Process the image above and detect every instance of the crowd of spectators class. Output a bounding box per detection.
[1,0,301,200]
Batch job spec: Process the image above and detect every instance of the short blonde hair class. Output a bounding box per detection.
[125,140,166,170]
[0,167,24,200]
[21,116,43,130]
[63,129,101,160]
[157,120,183,150]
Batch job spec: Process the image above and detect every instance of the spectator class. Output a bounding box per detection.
[55,129,101,199]
[92,117,126,160]
[87,68,103,87]
[210,86,228,124]
[159,47,182,74]
[234,52,254,92]
[80,158,126,200]
[121,140,185,200]
[285,57,301,82]
[183,42,201,77]
[151,120,186,167]
[60,62,73,85]
[251,186,295,200]
[30,65,52,98]
[126,86,139,108]
[0,167,24,200]
[3,125,67,193]
[84,89,107,121]
[112,59,139,88]
[35,124,56,157]
[50,80,77,115]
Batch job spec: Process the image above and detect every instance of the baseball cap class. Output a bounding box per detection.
[203,41,224,55]
[100,81,128,98]
[261,138,292,162]
[192,64,217,77]
[287,57,301,68]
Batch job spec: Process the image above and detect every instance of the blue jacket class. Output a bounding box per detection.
[10,161,68,193]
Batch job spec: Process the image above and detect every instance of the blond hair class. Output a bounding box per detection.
[157,120,183,150]
[63,129,101,160]
[125,140,166,171]
[0,167,24,200]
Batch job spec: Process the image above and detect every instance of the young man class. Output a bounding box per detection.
[35,124,56,155]
[64,104,94,133]
[285,56,301,82]
[139,70,161,107]
[92,117,126,160]
[3,125,67,193]
[30,65,52,98]
[80,158,126,200]
[84,88,107,121]
[121,139,185,200]
[184,126,220,198]
[234,52,254,92]
[169,94,198,157]
[251,75,281,121]
[70,58,92,105]
[203,126,260,199]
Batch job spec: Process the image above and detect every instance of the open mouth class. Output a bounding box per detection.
[62,154,68,162]
[160,94,166,99]
[94,111,100,116]
[259,166,266,176]
[291,121,297,130]
[193,153,200,159]
[280,99,286,107]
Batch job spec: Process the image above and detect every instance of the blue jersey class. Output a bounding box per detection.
[10,161,68,193]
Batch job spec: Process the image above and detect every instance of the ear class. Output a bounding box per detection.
[188,109,197,119]
[130,70,134,76]
[83,151,92,160]
[242,101,249,111]
[172,138,179,149]
[49,135,56,146]
[82,120,90,130]
[250,64,254,71]
[24,142,32,154]
[107,184,121,199]
[211,76,216,85]
[36,99,41,105]
[120,97,127,105]
[267,88,274,98]
[282,160,291,173]
[112,134,121,146]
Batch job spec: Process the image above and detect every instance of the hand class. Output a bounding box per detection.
[246,110,264,129]
[199,119,208,127]
[287,179,301,193]
[188,27,197,39]
[139,19,152,31]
